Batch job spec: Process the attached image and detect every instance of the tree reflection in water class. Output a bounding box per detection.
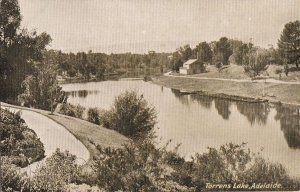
[66,90,98,98]
[169,90,300,149]
[236,102,270,126]
[275,105,300,149]
[190,94,213,109]
[214,99,231,120]
[170,89,190,105]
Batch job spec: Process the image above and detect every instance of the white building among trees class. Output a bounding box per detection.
[179,59,204,75]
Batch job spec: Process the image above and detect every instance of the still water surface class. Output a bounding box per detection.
[62,80,300,177]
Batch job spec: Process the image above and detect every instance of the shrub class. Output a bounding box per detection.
[58,103,85,119]
[1,157,26,192]
[275,68,283,74]
[187,143,299,191]
[243,51,269,77]
[28,149,79,192]
[92,140,193,192]
[87,108,101,125]
[18,64,66,112]
[215,62,223,72]
[284,64,289,76]
[74,105,85,118]
[108,90,157,140]
[99,109,114,128]
[190,143,251,190]
[241,156,291,185]
[1,109,45,167]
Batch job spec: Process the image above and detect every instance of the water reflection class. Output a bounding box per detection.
[236,102,270,125]
[275,105,300,149]
[190,94,213,109]
[170,89,190,105]
[170,90,231,120]
[214,99,231,120]
[66,90,98,98]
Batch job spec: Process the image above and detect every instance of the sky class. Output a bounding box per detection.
[19,0,300,53]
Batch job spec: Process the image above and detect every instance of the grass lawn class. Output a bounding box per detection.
[45,113,129,161]
[190,63,300,82]
[153,75,300,105]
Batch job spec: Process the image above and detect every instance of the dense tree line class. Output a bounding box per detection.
[168,20,300,74]
[47,50,170,80]
[39,19,300,79]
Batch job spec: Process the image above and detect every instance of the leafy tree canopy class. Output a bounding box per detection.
[278,20,300,67]
[0,0,51,101]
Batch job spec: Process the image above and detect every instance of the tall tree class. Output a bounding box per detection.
[170,52,183,72]
[180,44,192,62]
[76,52,89,80]
[229,40,250,65]
[278,20,300,67]
[213,37,233,65]
[0,0,51,101]
[18,62,66,112]
[244,49,269,77]
[194,42,212,63]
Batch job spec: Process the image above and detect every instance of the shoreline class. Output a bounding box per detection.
[152,75,300,108]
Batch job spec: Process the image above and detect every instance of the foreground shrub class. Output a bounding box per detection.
[28,149,79,192]
[1,109,45,167]
[58,103,85,119]
[190,143,252,190]
[99,109,114,128]
[93,140,192,192]
[240,156,300,190]
[1,157,26,192]
[65,183,104,192]
[106,90,157,140]
[92,141,300,191]
[173,143,299,191]
[87,108,101,125]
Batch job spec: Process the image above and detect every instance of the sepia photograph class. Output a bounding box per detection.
[1,0,300,191]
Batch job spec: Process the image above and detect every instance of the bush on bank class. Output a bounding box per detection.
[106,90,156,140]
[1,158,26,192]
[1,149,81,192]
[2,142,300,191]
[58,103,85,119]
[60,91,157,140]
[87,107,101,125]
[0,109,45,167]
[27,149,79,192]
[92,142,300,191]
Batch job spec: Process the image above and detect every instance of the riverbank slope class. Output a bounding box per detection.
[153,75,300,106]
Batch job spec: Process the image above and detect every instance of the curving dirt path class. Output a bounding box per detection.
[2,105,90,175]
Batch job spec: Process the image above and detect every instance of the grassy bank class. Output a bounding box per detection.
[45,114,129,161]
[153,75,300,106]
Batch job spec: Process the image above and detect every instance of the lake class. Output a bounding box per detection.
[62,80,300,177]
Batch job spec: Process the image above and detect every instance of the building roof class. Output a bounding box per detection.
[183,59,198,65]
